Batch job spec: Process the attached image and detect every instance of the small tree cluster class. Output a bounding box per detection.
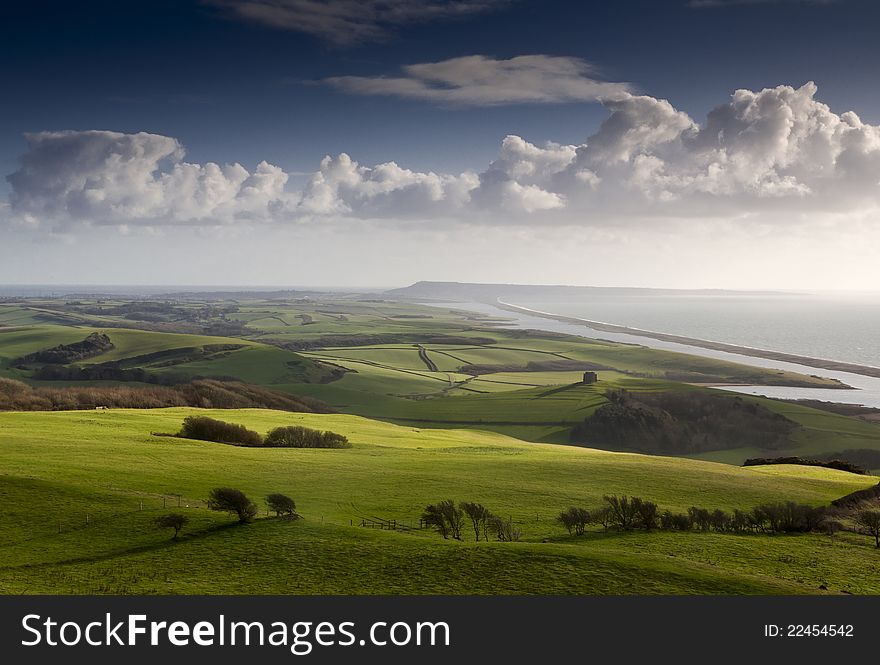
[558,497,830,536]
[264,425,351,449]
[603,495,659,530]
[422,500,521,542]
[178,416,262,446]
[659,502,825,534]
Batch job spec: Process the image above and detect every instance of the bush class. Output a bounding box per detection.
[753,502,826,533]
[178,416,262,446]
[422,499,464,540]
[660,511,692,531]
[154,513,188,539]
[557,507,591,536]
[208,487,258,523]
[264,425,351,449]
[853,509,880,548]
[604,495,640,531]
[633,498,659,530]
[460,502,492,541]
[488,515,521,542]
[266,493,299,518]
[744,456,868,475]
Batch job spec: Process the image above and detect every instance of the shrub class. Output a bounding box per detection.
[488,515,521,542]
[688,507,712,532]
[604,495,640,531]
[460,502,492,541]
[178,416,262,446]
[266,493,299,518]
[208,487,258,523]
[660,511,692,531]
[422,499,464,540]
[752,502,825,533]
[853,509,880,548]
[633,498,659,530]
[154,513,188,539]
[557,507,591,536]
[264,425,351,449]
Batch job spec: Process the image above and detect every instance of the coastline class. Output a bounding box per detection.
[495,300,880,381]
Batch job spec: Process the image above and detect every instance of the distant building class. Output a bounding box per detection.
[582,371,598,384]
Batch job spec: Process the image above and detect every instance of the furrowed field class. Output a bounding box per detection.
[0,408,877,595]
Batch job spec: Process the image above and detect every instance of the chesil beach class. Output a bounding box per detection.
[430,293,880,409]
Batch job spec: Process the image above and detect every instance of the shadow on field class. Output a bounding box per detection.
[3,520,270,571]
[533,383,587,399]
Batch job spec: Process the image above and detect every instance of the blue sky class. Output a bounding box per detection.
[2,0,879,288]
[3,0,878,179]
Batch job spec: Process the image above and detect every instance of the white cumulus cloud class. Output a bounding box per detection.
[6,130,291,227]
[298,152,478,218]
[6,82,880,231]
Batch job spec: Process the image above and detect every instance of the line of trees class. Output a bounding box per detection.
[175,417,350,449]
[153,488,300,538]
[422,500,521,542]
[558,495,834,535]
[0,377,331,413]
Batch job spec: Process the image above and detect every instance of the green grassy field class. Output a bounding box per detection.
[3,298,879,464]
[0,408,877,595]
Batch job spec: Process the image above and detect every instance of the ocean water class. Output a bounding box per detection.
[513,293,880,369]
[429,299,880,408]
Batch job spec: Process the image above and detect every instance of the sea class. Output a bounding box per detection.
[429,293,880,409]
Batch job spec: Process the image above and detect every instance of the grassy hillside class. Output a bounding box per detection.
[0,408,876,595]
[3,298,878,464]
